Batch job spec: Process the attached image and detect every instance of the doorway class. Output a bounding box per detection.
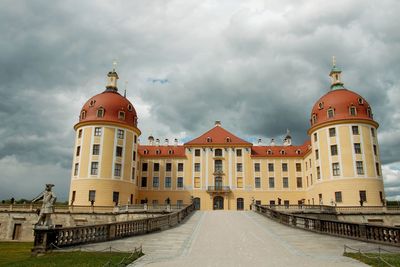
[193,197,201,210]
[12,224,22,240]
[237,198,244,210]
[213,196,224,210]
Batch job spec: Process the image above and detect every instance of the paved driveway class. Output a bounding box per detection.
[79,211,400,266]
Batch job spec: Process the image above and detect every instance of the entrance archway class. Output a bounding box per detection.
[237,198,244,210]
[213,196,224,210]
[193,197,201,210]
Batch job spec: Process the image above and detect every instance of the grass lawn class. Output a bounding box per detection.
[344,252,400,267]
[0,242,143,267]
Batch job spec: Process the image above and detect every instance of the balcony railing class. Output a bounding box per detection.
[207,186,231,193]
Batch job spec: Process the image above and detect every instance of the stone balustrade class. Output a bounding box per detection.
[254,204,400,247]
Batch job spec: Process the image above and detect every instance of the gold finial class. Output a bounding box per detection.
[112,59,118,72]
[332,56,336,67]
[124,81,128,97]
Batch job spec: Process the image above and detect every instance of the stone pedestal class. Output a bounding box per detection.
[31,227,56,255]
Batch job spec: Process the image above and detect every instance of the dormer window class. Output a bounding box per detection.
[267,150,273,155]
[127,104,133,111]
[367,107,373,118]
[118,111,125,120]
[327,108,334,119]
[280,150,286,155]
[156,149,161,155]
[226,137,231,143]
[144,149,148,155]
[349,106,356,116]
[296,150,301,155]
[206,137,212,142]
[318,102,324,109]
[80,110,86,120]
[97,108,105,118]
[168,150,173,155]
[358,98,364,105]
[89,100,96,107]
[312,114,317,124]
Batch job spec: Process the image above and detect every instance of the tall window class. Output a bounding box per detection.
[141,177,147,187]
[255,177,261,188]
[356,161,364,175]
[165,177,171,188]
[74,163,79,176]
[97,108,104,118]
[94,127,102,136]
[131,167,135,180]
[354,143,362,154]
[114,163,122,177]
[254,163,260,172]
[132,151,136,161]
[142,163,148,172]
[331,145,338,156]
[335,191,342,203]
[376,163,381,176]
[93,144,100,155]
[195,149,200,156]
[236,149,242,157]
[118,111,125,120]
[215,149,223,157]
[194,163,200,172]
[177,177,183,188]
[332,163,340,176]
[153,163,159,172]
[112,191,119,204]
[166,163,172,172]
[88,190,96,202]
[282,163,288,172]
[81,110,87,120]
[315,149,319,160]
[91,162,99,175]
[359,190,367,202]
[329,127,336,137]
[268,163,274,172]
[371,128,375,137]
[134,135,137,143]
[76,146,81,157]
[178,163,184,172]
[117,129,124,139]
[215,160,223,172]
[317,166,321,180]
[296,177,302,188]
[373,145,377,156]
[236,163,243,172]
[352,125,359,135]
[116,146,123,157]
[349,106,357,116]
[78,129,83,138]
[327,108,334,118]
[269,177,275,188]
[282,177,289,188]
[314,133,318,142]
[153,177,159,188]
[296,163,301,172]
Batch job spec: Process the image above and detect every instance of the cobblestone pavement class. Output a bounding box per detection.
[78,211,400,266]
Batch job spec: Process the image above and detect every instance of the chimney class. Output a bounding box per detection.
[156,138,160,146]
[174,138,178,146]
[215,120,221,127]
[258,138,262,145]
[270,138,276,146]
[165,138,169,146]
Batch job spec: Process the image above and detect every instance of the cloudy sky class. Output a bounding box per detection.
[0,0,399,201]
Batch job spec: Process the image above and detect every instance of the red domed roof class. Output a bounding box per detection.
[78,90,138,128]
[310,89,375,129]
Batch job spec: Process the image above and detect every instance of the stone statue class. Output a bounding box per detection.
[32,184,57,227]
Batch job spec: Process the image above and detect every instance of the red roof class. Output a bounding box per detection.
[77,91,138,128]
[251,140,311,158]
[184,125,252,146]
[310,89,376,129]
[138,145,186,158]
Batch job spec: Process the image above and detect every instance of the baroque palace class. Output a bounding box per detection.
[69,64,385,210]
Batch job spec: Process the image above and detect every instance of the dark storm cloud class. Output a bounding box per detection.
[0,0,399,200]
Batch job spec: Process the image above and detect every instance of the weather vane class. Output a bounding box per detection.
[112,59,118,71]
[332,56,336,67]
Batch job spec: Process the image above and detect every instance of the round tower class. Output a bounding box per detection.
[69,68,141,206]
[306,62,385,206]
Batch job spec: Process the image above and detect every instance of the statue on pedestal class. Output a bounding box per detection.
[32,184,57,228]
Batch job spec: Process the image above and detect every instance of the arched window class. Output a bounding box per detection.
[267,150,273,155]
[318,102,324,109]
[144,149,148,155]
[296,150,301,155]
[367,108,373,118]
[327,108,334,119]
[156,149,161,155]
[97,107,105,118]
[280,150,286,155]
[118,111,125,120]
[127,104,133,111]
[206,137,212,142]
[80,110,86,120]
[226,137,231,143]
[215,149,223,157]
[312,114,317,124]
[358,98,364,105]
[168,150,173,155]
[349,106,357,116]
[89,99,96,107]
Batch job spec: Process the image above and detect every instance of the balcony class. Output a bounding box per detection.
[207,186,231,193]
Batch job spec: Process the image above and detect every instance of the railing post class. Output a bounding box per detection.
[359,224,367,240]
[31,228,56,255]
